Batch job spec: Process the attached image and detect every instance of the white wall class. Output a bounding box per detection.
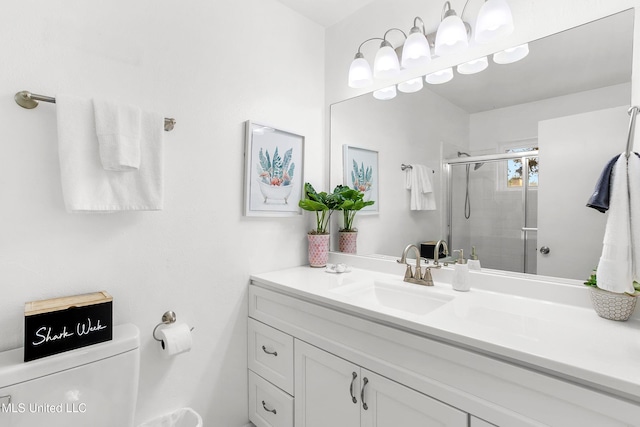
[469,83,631,151]
[0,1,324,426]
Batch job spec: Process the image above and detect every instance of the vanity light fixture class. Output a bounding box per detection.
[401,17,431,69]
[457,56,489,74]
[348,37,383,88]
[398,77,424,94]
[474,0,514,43]
[373,29,407,79]
[373,85,397,100]
[435,2,469,56]
[493,43,529,64]
[425,67,454,84]
[348,52,374,88]
[347,0,518,96]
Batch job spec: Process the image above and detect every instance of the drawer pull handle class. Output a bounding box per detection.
[262,345,278,357]
[262,400,277,415]
[349,371,358,404]
[361,377,369,410]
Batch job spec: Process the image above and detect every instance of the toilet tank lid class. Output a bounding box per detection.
[0,323,139,389]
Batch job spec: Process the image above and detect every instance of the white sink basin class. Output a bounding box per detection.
[331,280,453,315]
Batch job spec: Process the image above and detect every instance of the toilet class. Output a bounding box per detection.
[0,323,140,427]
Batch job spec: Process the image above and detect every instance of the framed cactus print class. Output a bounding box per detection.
[244,121,305,217]
[343,145,378,213]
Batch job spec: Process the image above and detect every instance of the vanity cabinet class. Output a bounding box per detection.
[295,339,467,427]
[249,282,640,426]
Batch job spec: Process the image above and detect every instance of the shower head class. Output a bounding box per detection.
[457,151,470,157]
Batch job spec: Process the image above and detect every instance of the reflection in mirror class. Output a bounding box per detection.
[330,10,634,281]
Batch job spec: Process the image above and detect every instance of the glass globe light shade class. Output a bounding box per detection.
[435,14,468,56]
[475,0,514,44]
[457,56,488,75]
[401,29,431,69]
[373,85,397,100]
[373,42,400,79]
[493,43,529,64]
[425,68,454,85]
[348,54,373,88]
[397,77,424,94]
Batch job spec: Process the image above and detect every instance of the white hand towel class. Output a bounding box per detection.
[405,164,436,210]
[597,154,634,293]
[56,94,164,213]
[93,98,141,171]
[629,153,640,282]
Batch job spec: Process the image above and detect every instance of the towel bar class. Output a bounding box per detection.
[625,106,638,158]
[401,163,434,173]
[15,90,176,132]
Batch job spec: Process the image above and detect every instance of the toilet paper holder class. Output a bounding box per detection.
[152,310,193,342]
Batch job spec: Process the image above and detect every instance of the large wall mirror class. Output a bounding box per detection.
[330,10,634,281]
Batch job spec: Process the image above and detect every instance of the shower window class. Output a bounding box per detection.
[506,146,539,188]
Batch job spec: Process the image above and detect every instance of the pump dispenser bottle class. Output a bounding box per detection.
[468,246,481,271]
[452,249,470,292]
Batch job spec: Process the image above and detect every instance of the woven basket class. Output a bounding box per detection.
[589,287,637,321]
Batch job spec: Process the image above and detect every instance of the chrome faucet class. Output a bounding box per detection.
[433,239,449,266]
[397,244,434,286]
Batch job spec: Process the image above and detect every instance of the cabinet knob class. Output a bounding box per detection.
[540,246,550,255]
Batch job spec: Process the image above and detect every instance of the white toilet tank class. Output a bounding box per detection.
[0,323,140,427]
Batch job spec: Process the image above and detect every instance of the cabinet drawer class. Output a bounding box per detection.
[248,318,294,394]
[249,370,294,427]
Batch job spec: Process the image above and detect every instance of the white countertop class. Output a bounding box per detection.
[250,260,640,403]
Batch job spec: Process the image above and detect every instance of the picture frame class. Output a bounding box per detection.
[343,145,378,213]
[244,121,305,217]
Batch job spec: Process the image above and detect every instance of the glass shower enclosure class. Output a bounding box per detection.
[445,150,539,274]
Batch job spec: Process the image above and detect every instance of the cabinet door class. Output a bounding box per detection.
[295,340,360,427]
[361,370,468,427]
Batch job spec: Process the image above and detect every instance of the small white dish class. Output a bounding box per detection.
[325,263,351,274]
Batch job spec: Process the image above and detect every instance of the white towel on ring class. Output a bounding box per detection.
[405,164,436,211]
[629,153,640,282]
[597,154,634,293]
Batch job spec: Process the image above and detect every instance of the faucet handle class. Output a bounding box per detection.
[422,268,434,286]
[403,264,413,281]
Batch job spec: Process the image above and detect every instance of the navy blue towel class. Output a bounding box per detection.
[587,152,640,213]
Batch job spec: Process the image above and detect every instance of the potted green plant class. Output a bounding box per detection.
[584,269,640,321]
[333,185,374,253]
[298,183,341,267]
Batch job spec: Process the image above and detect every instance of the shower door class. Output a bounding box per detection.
[447,153,538,274]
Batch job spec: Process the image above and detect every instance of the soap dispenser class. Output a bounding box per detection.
[452,249,470,292]
[468,246,481,271]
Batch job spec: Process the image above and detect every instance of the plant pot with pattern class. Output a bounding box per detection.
[334,185,375,254]
[299,183,341,267]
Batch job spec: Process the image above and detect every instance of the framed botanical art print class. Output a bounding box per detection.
[343,145,378,213]
[244,121,305,217]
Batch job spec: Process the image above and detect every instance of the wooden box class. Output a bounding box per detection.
[24,291,113,362]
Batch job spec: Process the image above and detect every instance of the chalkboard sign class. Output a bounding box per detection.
[24,291,113,362]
